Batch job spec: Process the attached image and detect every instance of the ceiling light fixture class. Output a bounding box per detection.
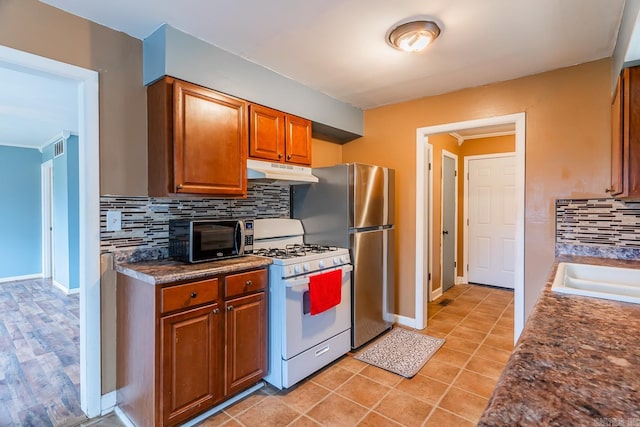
[387,20,441,53]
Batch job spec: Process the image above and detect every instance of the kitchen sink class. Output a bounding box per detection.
[551,262,640,304]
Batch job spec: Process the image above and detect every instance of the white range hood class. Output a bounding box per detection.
[247,159,319,185]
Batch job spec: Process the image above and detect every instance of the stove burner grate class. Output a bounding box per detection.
[254,244,338,259]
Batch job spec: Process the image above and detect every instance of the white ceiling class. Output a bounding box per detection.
[39,0,625,110]
[0,63,78,149]
[0,0,627,149]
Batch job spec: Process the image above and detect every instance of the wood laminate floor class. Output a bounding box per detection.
[0,278,83,426]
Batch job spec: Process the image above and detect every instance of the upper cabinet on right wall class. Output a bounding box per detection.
[610,66,640,199]
[249,104,312,166]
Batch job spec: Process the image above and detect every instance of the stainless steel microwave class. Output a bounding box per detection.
[169,219,254,263]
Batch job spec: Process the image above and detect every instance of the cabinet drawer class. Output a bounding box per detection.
[225,269,267,298]
[161,278,219,314]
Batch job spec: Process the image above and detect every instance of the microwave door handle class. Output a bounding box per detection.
[236,221,244,255]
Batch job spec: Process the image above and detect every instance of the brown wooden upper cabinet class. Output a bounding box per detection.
[148,77,248,197]
[249,103,312,166]
[610,66,640,199]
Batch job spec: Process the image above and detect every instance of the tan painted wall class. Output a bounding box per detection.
[0,0,148,196]
[342,59,611,319]
[312,138,343,167]
[457,135,516,277]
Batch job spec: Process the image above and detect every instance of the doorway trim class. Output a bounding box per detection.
[440,149,458,293]
[415,113,525,339]
[0,46,102,416]
[414,133,433,328]
[463,152,516,286]
[41,159,54,279]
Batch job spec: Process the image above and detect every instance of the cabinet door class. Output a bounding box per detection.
[161,304,223,426]
[285,115,312,165]
[224,292,267,396]
[173,80,247,196]
[610,71,624,196]
[249,104,285,161]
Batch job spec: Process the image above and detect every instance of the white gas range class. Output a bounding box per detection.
[252,218,352,389]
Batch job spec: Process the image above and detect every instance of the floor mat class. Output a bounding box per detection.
[354,328,445,378]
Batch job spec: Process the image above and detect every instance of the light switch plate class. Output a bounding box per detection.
[106,210,122,231]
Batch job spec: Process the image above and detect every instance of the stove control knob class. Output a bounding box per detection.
[318,261,325,268]
[333,257,340,265]
[294,265,302,274]
[341,255,348,263]
[303,263,310,272]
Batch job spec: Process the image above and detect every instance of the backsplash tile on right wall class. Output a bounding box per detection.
[556,198,640,259]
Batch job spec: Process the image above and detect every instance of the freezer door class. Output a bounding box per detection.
[350,164,394,228]
[351,229,393,348]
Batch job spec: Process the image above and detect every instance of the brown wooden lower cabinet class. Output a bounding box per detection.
[117,268,268,427]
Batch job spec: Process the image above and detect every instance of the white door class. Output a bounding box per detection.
[467,155,516,288]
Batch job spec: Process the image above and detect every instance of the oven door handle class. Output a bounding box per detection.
[283,265,353,288]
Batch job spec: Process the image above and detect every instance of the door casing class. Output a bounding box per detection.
[440,150,458,293]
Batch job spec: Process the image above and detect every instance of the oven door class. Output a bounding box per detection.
[282,265,352,359]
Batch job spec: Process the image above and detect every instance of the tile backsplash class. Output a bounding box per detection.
[100,182,290,262]
[556,198,640,259]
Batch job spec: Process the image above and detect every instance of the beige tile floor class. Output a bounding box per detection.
[87,283,514,427]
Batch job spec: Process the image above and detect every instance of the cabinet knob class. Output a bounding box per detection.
[278,153,283,159]
[605,187,613,193]
[287,154,292,160]
[227,306,234,311]
[245,280,252,287]
[190,291,198,298]
[213,308,220,315]
[176,184,183,190]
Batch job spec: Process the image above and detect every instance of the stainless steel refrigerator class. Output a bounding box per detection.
[292,163,395,348]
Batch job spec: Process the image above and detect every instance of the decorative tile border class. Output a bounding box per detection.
[556,198,640,259]
[100,182,290,261]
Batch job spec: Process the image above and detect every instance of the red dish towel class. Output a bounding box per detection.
[309,269,342,315]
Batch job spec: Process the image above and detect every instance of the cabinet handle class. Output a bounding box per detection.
[227,306,234,311]
[176,184,183,190]
[605,187,613,193]
[287,154,292,160]
[213,308,220,314]
[190,291,198,298]
[245,280,252,287]
[278,153,283,159]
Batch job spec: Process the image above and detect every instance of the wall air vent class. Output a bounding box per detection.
[54,139,65,158]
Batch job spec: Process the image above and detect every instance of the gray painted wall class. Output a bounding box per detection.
[143,25,363,136]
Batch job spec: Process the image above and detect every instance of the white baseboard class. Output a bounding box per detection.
[456,275,467,285]
[181,382,264,427]
[114,406,135,427]
[51,280,79,295]
[101,391,116,416]
[0,273,42,284]
[429,288,443,301]
[394,314,416,329]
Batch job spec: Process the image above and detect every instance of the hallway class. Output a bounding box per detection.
[0,278,83,426]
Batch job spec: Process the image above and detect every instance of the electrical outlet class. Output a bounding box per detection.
[106,210,122,231]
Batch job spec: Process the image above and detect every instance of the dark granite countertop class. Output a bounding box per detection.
[115,255,272,285]
[478,255,640,427]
